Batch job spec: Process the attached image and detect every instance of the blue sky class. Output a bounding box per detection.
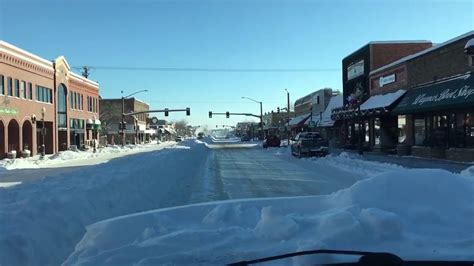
[1,0,473,128]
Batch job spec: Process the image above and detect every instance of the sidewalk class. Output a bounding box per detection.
[330,148,472,173]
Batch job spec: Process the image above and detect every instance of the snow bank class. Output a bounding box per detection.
[309,152,403,177]
[460,165,474,178]
[65,168,474,265]
[0,141,203,266]
[0,141,174,170]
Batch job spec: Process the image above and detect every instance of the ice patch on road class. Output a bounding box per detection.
[0,181,22,188]
[65,168,474,265]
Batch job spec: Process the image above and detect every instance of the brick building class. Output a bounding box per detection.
[289,88,335,133]
[100,98,154,145]
[333,41,433,149]
[262,110,295,138]
[0,41,100,158]
[369,31,474,161]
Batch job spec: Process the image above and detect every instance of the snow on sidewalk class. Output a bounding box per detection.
[0,141,176,171]
[65,168,474,265]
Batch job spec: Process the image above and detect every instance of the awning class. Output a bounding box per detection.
[360,89,406,112]
[304,115,320,126]
[288,113,310,127]
[320,95,343,127]
[392,73,474,115]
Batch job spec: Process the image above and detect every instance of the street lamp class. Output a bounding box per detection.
[92,115,100,153]
[41,107,46,159]
[242,96,264,140]
[121,89,148,146]
[285,88,290,145]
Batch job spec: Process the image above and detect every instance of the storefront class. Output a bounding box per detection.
[288,113,310,136]
[392,73,474,161]
[358,89,406,152]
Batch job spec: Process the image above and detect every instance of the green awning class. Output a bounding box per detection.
[392,73,474,115]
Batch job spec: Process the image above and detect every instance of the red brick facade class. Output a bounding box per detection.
[0,41,100,158]
[370,43,432,70]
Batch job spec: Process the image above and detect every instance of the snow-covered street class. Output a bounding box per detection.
[0,138,473,265]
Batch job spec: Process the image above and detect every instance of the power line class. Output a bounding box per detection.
[72,66,340,73]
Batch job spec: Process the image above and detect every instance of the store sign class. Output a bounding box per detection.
[411,85,474,106]
[0,108,18,115]
[347,60,364,80]
[379,74,396,87]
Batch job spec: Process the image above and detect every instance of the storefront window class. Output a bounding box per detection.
[364,120,370,144]
[467,113,474,148]
[448,114,466,147]
[374,118,381,145]
[414,116,426,146]
[430,115,448,147]
[398,115,407,144]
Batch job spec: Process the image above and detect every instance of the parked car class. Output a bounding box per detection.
[263,135,281,148]
[175,137,183,142]
[240,135,250,142]
[291,132,329,157]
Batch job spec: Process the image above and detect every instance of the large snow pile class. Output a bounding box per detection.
[0,142,206,266]
[461,165,474,178]
[65,168,474,265]
[0,141,173,170]
[309,152,403,177]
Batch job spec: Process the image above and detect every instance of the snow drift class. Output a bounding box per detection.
[65,168,474,265]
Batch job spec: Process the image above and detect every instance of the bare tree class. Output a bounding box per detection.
[174,120,188,136]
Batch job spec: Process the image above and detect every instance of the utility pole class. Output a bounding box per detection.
[259,101,263,140]
[286,88,290,145]
[81,66,91,78]
[121,91,125,146]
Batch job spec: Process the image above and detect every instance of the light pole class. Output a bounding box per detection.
[121,89,148,146]
[41,107,46,159]
[285,88,290,145]
[242,96,264,140]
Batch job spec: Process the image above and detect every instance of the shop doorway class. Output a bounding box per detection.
[22,120,33,153]
[0,121,5,158]
[7,119,20,153]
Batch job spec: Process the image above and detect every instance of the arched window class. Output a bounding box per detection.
[58,84,68,128]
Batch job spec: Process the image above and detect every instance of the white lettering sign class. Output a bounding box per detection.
[379,74,396,87]
[411,85,474,106]
[347,60,364,80]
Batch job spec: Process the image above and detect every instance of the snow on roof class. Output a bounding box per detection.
[370,31,474,75]
[360,89,406,111]
[288,113,310,126]
[320,95,343,127]
[0,40,53,69]
[69,71,99,87]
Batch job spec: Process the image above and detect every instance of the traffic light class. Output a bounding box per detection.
[186,108,191,116]
[164,108,169,117]
[226,111,230,118]
[277,107,280,113]
[119,122,127,130]
[209,111,212,118]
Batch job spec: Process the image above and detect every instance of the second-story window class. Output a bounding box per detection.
[7,77,13,96]
[36,86,53,103]
[15,79,20,97]
[21,81,26,98]
[0,75,4,95]
[28,83,33,100]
